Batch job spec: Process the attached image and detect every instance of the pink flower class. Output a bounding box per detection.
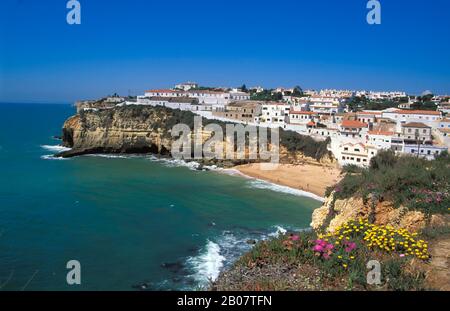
[290,235,300,241]
[313,245,324,252]
[399,254,405,258]
[325,243,334,250]
[344,242,356,252]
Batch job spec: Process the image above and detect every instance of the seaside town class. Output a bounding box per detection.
[77,82,450,167]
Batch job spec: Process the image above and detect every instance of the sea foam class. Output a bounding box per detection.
[40,145,71,153]
[246,179,325,202]
[186,225,296,288]
[186,240,226,285]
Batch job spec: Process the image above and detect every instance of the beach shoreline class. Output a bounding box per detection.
[233,162,342,198]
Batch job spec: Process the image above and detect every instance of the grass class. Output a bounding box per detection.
[326,150,450,215]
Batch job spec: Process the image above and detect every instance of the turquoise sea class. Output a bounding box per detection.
[0,103,321,290]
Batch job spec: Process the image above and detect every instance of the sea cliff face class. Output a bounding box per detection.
[60,106,175,157]
[59,105,334,165]
[311,191,446,233]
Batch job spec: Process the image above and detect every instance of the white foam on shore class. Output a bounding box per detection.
[85,154,130,159]
[186,225,297,288]
[267,225,288,237]
[40,154,69,160]
[40,145,71,153]
[147,157,204,171]
[215,169,325,202]
[186,240,226,285]
[247,179,325,202]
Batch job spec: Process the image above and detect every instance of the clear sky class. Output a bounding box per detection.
[0,0,449,103]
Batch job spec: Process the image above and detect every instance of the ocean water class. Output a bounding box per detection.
[0,103,321,291]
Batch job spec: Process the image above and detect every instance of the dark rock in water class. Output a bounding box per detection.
[187,246,200,254]
[52,135,62,140]
[161,261,184,273]
[246,239,257,245]
[171,277,183,283]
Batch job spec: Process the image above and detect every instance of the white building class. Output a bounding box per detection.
[308,96,344,115]
[356,111,382,125]
[402,144,447,160]
[175,82,198,91]
[382,109,441,127]
[255,102,290,127]
[229,91,251,101]
[336,142,378,167]
[144,88,234,108]
[135,96,208,111]
[367,130,394,150]
[288,110,318,125]
[439,118,450,130]
[339,120,369,139]
[437,102,450,114]
[367,91,407,100]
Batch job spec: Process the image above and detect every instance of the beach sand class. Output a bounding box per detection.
[235,163,342,197]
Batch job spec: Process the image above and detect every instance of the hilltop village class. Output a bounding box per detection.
[76,82,450,167]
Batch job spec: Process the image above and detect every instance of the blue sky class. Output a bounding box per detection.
[0,0,449,103]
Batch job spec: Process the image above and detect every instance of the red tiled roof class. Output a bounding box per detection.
[357,111,381,115]
[145,89,182,93]
[393,109,441,116]
[368,130,394,136]
[289,110,315,115]
[402,122,431,128]
[341,120,368,128]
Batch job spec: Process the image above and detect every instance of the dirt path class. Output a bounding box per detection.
[425,234,450,290]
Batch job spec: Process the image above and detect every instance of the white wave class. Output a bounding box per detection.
[246,179,325,202]
[40,145,71,153]
[267,225,287,238]
[186,240,225,285]
[150,157,201,171]
[40,154,69,161]
[185,225,305,289]
[84,154,130,159]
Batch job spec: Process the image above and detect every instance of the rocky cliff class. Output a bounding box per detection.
[58,105,334,165]
[311,191,447,233]
[60,105,175,157]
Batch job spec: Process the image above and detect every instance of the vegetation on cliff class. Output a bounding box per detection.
[214,151,450,291]
[213,219,433,291]
[325,150,450,217]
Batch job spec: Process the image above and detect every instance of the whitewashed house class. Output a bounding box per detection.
[255,102,290,127]
[336,142,378,167]
[175,82,199,91]
[382,109,441,127]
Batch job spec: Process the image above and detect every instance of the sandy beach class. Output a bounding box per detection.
[235,163,342,197]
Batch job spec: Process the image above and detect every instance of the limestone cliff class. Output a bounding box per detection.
[60,106,175,157]
[311,191,446,233]
[58,105,334,165]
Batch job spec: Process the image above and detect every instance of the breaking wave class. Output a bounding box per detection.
[185,225,295,288]
[40,145,71,153]
[246,179,325,202]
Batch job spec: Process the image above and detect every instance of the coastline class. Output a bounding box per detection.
[233,163,342,198]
